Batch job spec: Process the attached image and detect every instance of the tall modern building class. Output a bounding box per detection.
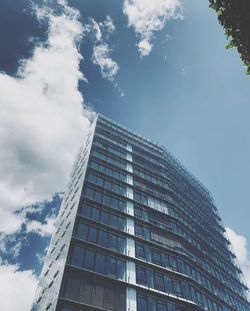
[32,114,250,311]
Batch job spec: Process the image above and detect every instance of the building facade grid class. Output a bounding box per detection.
[32,114,250,311]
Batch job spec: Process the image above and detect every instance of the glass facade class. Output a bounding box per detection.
[31,114,250,311]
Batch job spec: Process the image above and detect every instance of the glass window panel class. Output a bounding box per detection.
[85,187,94,199]
[154,273,164,291]
[119,200,126,211]
[78,276,92,304]
[107,256,116,278]
[135,243,145,259]
[94,191,102,203]
[81,204,92,218]
[117,287,126,311]
[173,280,181,295]
[164,275,172,292]
[77,223,88,240]
[92,207,100,221]
[108,234,117,251]
[148,297,156,311]
[118,237,125,254]
[111,197,119,209]
[137,266,146,284]
[92,279,105,308]
[97,176,103,186]
[119,217,125,231]
[88,227,98,243]
[152,250,161,266]
[137,293,147,311]
[117,260,125,280]
[105,180,112,190]
[101,210,109,225]
[134,207,142,219]
[135,224,143,237]
[84,249,95,270]
[64,277,80,301]
[95,253,106,275]
[158,302,166,311]
[111,214,119,228]
[71,246,85,267]
[104,283,116,310]
[98,230,108,247]
[92,279,104,308]
[103,194,111,206]
[88,173,96,183]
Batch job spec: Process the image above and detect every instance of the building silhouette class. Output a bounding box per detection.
[32,114,250,311]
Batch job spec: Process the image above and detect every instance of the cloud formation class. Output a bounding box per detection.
[26,215,56,237]
[225,227,250,290]
[123,0,183,56]
[0,0,92,236]
[91,16,119,81]
[0,264,37,311]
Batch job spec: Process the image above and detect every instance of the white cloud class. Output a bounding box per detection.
[225,227,250,290]
[93,43,119,81]
[0,0,93,236]
[26,216,56,237]
[0,264,38,311]
[123,0,183,56]
[90,16,119,81]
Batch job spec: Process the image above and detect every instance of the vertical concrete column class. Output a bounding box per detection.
[126,287,137,311]
[126,143,136,311]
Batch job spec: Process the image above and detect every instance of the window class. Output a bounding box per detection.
[137,293,147,311]
[108,234,117,250]
[104,283,116,310]
[92,279,105,308]
[135,243,145,259]
[107,257,116,277]
[71,246,84,267]
[101,210,109,224]
[136,266,146,285]
[98,230,108,247]
[95,253,106,275]
[76,223,88,240]
[152,250,161,266]
[92,207,100,221]
[154,273,164,291]
[117,260,125,280]
[84,249,95,270]
[88,227,98,243]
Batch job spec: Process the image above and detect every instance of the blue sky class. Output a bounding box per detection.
[0,0,249,310]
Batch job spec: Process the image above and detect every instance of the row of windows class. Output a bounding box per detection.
[135,222,182,251]
[95,126,128,147]
[86,172,127,197]
[79,203,126,232]
[93,137,128,159]
[133,167,169,189]
[134,190,168,215]
[69,245,126,280]
[97,120,162,157]
[135,220,243,297]
[83,186,127,212]
[136,265,248,311]
[89,159,127,183]
[76,222,126,255]
[133,154,165,176]
[135,203,238,286]
[135,206,203,253]
[92,149,127,171]
[136,265,225,311]
[63,273,126,311]
[137,292,186,311]
[135,242,214,293]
